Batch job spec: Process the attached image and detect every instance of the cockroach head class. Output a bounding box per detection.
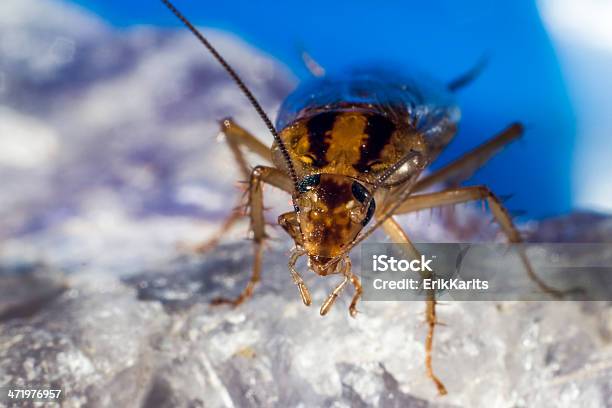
[293,174,375,260]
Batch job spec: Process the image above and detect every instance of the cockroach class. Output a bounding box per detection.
[161,0,562,395]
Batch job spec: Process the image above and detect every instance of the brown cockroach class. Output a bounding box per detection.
[161,0,562,395]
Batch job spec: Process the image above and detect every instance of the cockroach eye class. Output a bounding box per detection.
[297,174,321,193]
[351,181,369,203]
[362,199,375,225]
[350,181,375,225]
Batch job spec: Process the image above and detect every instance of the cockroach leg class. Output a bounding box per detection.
[192,203,244,253]
[320,274,349,316]
[394,186,565,298]
[347,270,363,318]
[413,123,524,193]
[219,117,274,177]
[288,249,312,306]
[211,165,293,306]
[336,257,363,317]
[211,240,263,307]
[425,297,447,395]
[381,217,448,395]
[190,118,276,253]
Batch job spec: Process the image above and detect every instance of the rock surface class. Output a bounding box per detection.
[2,239,612,408]
[1,1,611,407]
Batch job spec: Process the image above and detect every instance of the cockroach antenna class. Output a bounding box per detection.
[160,0,299,189]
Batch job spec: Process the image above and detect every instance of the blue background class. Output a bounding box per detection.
[70,0,575,218]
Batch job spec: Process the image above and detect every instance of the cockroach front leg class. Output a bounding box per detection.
[381,217,448,396]
[343,257,363,317]
[280,212,312,306]
[287,248,312,306]
[319,257,363,317]
[211,165,292,307]
[348,274,363,317]
[320,275,349,316]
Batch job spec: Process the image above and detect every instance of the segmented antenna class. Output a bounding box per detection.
[160,0,298,189]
